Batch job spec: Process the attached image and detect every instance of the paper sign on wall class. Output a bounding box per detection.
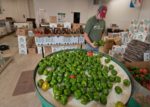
[58,13,65,23]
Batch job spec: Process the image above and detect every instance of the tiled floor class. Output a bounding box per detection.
[0,34,42,107]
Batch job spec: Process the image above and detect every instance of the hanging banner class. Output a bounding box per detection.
[130,0,143,8]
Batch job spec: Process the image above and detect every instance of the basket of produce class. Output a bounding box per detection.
[125,61,150,106]
[34,49,133,107]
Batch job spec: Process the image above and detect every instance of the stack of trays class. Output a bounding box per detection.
[124,40,150,61]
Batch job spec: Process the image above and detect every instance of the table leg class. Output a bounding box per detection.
[41,47,44,58]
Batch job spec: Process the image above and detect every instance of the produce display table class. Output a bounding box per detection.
[34,34,84,57]
[34,49,134,107]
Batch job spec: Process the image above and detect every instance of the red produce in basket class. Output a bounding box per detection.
[146,83,150,90]
[143,69,148,75]
[139,68,148,75]
[140,68,143,73]
[140,74,144,78]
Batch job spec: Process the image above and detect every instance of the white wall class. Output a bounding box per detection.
[0,0,19,20]
[1,0,150,28]
[33,0,144,28]
[33,0,90,26]
[88,0,150,29]
[139,0,150,20]
[105,0,141,28]
[87,0,140,28]
[28,0,35,18]
[16,0,30,22]
[0,0,35,21]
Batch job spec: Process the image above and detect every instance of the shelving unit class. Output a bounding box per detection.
[0,19,15,37]
[0,52,13,73]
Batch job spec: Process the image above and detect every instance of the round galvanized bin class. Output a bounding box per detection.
[33,49,134,107]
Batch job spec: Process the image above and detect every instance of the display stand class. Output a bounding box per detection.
[35,34,84,58]
[0,52,13,73]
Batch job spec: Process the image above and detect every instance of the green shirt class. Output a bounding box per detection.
[84,16,105,42]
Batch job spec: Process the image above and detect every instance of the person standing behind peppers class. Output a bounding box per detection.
[84,4,107,52]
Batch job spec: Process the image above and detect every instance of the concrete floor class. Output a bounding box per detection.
[0,34,42,107]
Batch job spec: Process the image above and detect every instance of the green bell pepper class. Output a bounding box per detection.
[115,86,122,94]
[54,95,60,101]
[111,69,118,76]
[60,95,68,105]
[123,79,131,87]
[37,79,44,88]
[102,89,109,96]
[74,90,82,99]
[94,92,100,101]
[115,76,121,83]
[100,94,107,105]
[80,96,89,105]
[109,64,114,70]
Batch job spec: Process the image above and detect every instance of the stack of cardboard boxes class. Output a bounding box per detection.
[27,37,37,54]
[102,34,124,56]
[17,28,28,55]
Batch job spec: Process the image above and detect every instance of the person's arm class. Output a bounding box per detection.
[84,32,97,48]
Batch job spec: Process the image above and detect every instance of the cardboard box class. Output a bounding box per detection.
[44,46,52,54]
[27,37,36,54]
[50,16,57,23]
[18,44,27,49]
[19,48,27,55]
[18,36,27,49]
[14,22,32,29]
[112,45,127,55]
[103,38,115,53]
[72,23,80,30]
[114,36,121,45]
[18,36,26,43]
[27,37,35,48]
[28,46,37,54]
[37,46,42,54]
[144,52,150,61]
[16,28,28,36]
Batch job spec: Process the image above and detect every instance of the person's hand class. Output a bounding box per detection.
[90,42,98,48]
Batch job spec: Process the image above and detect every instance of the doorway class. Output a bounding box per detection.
[73,12,80,23]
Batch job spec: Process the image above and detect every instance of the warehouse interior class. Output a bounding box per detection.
[0,0,150,107]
